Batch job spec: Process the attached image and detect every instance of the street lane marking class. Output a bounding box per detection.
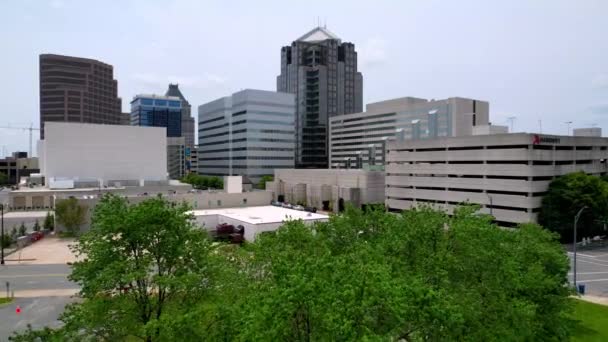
[568,271,608,275]
[576,278,608,283]
[0,273,68,279]
[571,259,608,267]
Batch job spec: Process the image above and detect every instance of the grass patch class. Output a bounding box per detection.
[572,299,608,342]
[0,297,13,305]
[57,231,77,238]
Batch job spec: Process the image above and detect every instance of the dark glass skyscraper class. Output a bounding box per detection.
[39,54,122,139]
[130,95,182,137]
[277,27,363,168]
[165,84,195,149]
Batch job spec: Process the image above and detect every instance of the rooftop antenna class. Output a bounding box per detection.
[539,119,542,134]
[565,121,572,135]
[507,116,516,133]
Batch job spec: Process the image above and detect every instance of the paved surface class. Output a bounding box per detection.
[5,237,78,265]
[568,244,608,297]
[0,238,80,340]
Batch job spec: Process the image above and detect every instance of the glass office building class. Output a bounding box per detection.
[130,95,182,137]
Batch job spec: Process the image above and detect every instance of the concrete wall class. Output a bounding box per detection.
[40,122,167,185]
[52,190,272,233]
[271,169,385,211]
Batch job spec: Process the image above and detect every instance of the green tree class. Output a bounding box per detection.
[33,220,41,232]
[228,205,573,341]
[0,171,7,185]
[1,234,11,249]
[62,194,216,341]
[539,171,608,242]
[257,175,273,189]
[18,222,26,236]
[55,198,87,235]
[43,212,55,231]
[10,227,17,240]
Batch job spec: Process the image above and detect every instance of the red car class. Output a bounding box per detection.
[30,231,44,242]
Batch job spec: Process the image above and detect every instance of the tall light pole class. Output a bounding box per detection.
[486,193,493,217]
[573,206,588,290]
[1,203,4,265]
[565,121,573,136]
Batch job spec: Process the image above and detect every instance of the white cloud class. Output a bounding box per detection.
[49,0,65,9]
[592,74,608,89]
[359,38,388,68]
[131,73,228,90]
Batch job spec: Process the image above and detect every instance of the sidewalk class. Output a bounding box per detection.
[5,236,78,265]
[578,294,608,306]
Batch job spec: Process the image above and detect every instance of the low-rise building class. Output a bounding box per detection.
[193,206,328,241]
[385,132,608,226]
[329,97,489,168]
[268,169,385,212]
[0,152,39,185]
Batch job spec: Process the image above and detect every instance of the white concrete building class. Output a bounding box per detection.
[268,169,385,212]
[385,133,608,226]
[329,97,489,168]
[38,122,167,187]
[198,89,296,182]
[192,206,328,241]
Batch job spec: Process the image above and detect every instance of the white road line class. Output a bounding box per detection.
[572,259,608,267]
[567,252,598,258]
[576,278,608,283]
[568,271,608,275]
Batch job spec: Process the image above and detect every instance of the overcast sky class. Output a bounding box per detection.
[1,0,607,156]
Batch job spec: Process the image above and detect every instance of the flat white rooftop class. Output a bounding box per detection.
[191,206,328,225]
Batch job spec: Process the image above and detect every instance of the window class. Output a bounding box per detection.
[155,99,167,106]
[217,200,222,206]
[169,100,181,108]
[243,198,247,205]
[141,98,154,106]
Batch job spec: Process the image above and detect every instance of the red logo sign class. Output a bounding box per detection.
[532,134,540,145]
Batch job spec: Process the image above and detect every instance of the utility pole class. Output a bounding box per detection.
[507,116,516,133]
[1,203,5,265]
[565,121,573,136]
[573,206,588,291]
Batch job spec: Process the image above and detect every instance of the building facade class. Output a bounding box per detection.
[198,89,296,181]
[130,94,182,137]
[277,27,363,168]
[268,169,385,212]
[329,97,490,168]
[39,54,122,139]
[385,133,608,226]
[0,152,39,185]
[165,84,196,149]
[167,137,186,180]
[38,122,167,188]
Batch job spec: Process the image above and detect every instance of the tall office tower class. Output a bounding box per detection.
[198,89,296,182]
[39,54,122,139]
[130,95,182,137]
[277,26,363,168]
[131,94,183,179]
[165,84,195,149]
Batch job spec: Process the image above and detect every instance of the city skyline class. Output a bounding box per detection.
[1,0,607,155]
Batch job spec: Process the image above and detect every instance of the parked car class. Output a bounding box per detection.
[30,231,44,242]
[293,205,305,211]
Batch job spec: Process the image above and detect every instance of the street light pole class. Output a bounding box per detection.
[1,203,4,265]
[486,193,493,216]
[573,206,588,290]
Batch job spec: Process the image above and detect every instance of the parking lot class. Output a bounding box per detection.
[568,245,608,297]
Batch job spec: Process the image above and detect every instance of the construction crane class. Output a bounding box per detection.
[0,123,40,157]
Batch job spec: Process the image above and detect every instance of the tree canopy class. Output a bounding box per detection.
[12,204,574,341]
[55,197,87,235]
[181,173,223,190]
[257,175,273,189]
[62,194,215,341]
[539,171,608,242]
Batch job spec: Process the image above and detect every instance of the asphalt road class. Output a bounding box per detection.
[568,245,608,296]
[0,264,78,340]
